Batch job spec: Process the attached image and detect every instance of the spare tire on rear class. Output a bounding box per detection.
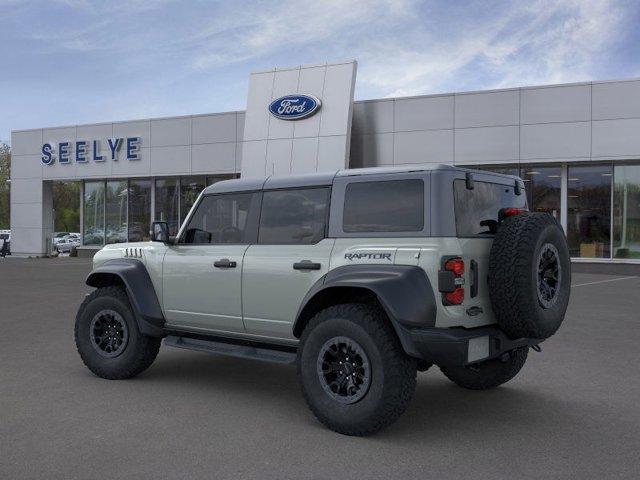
[488,212,570,340]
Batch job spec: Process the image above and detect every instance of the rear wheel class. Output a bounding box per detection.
[298,303,416,436]
[440,347,528,390]
[75,286,161,379]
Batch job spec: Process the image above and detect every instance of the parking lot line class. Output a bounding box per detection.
[571,276,637,287]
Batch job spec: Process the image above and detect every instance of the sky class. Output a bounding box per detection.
[1,0,639,144]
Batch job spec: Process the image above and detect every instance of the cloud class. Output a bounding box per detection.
[10,0,633,94]
[189,0,415,70]
[1,0,637,142]
[355,0,629,97]
[182,0,633,97]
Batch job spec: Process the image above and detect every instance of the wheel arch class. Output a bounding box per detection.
[293,264,438,358]
[86,259,165,337]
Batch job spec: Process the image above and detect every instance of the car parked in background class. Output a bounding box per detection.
[0,229,10,256]
[54,237,81,253]
[52,232,70,247]
[53,232,81,247]
[66,233,82,242]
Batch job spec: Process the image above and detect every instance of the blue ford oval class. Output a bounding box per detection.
[268,94,321,120]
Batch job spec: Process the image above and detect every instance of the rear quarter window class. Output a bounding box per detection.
[454,179,527,236]
[343,179,424,233]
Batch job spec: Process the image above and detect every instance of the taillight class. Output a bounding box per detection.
[499,207,527,221]
[444,258,464,276]
[445,288,465,305]
[439,256,465,305]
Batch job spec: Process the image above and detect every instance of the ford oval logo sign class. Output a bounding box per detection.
[268,94,321,120]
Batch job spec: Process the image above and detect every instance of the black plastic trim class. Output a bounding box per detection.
[409,325,543,366]
[214,258,237,268]
[86,258,166,337]
[470,259,478,298]
[293,261,322,270]
[465,172,474,190]
[438,271,456,292]
[514,179,522,195]
[293,264,437,358]
[164,335,296,364]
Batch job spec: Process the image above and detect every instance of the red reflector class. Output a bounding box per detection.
[444,258,464,276]
[445,287,465,305]
[503,208,526,217]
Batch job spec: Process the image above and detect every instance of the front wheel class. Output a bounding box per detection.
[440,347,528,390]
[297,303,417,436]
[75,286,161,380]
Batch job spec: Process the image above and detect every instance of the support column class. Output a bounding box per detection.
[42,182,53,254]
[560,164,568,234]
[150,177,156,223]
[9,179,52,256]
[79,181,84,245]
[10,129,48,256]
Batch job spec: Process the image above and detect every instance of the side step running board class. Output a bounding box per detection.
[164,335,297,365]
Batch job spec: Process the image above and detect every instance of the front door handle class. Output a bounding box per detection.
[293,260,321,271]
[214,258,237,268]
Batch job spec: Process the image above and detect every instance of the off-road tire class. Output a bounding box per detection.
[75,286,161,379]
[440,347,528,390]
[297,303,417,436]
[488,212,571,339]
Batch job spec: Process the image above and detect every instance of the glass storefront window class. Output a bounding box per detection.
[53,181,81,233]
[83,181,105,246]
[128,179,152,242]
[567,165,612,258]
[180,176,206,224]
[613,165,640,259]
[521,166,561,220]
[155,178,180,236]
[206,175,235,187]
[477,165,521,177]
[105,180,128,244]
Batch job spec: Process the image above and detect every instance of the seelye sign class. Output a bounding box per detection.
[268,94,321,120]
[41,137,141,165]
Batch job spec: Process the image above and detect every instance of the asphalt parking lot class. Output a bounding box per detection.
[1,258,639,479]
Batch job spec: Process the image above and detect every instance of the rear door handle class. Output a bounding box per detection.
[214,258,237,268]
[293,260,321,271]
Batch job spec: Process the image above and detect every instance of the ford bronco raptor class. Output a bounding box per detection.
[75,165,570,436]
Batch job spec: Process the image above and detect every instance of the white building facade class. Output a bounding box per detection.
[10,60,640,263]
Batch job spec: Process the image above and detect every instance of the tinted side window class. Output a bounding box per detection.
[343,179,424,233]
[454,179,527,236]
[182,193,258,244]
[259,188,330,244]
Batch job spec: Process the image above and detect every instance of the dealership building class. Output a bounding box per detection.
[10,59,640,263]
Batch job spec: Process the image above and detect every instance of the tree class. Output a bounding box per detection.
[0,142,10,229]
[53,181,80,232]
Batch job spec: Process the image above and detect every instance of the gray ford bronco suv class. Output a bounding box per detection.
[75,164,570,436]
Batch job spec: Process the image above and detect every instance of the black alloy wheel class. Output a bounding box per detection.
[537,243,561,308]
[316,336,371,404]
[89,309,129,358]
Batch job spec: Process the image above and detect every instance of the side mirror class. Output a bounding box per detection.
[151,221,171,243]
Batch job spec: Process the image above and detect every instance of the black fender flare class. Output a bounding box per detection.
[85,258,166,337]
[293,264,437,358]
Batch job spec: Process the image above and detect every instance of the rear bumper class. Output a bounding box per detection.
[408,325,542,366]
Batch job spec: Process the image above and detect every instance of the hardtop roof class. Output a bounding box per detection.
[202,164,521,194]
